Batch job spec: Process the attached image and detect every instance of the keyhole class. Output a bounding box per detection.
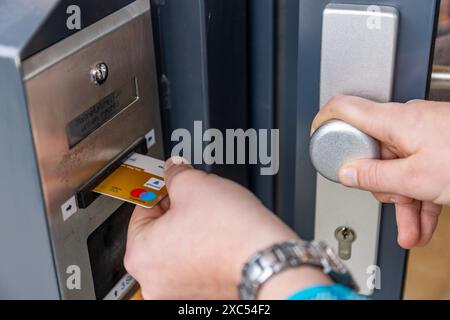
[342,228,350,239]
[335,226,356,261]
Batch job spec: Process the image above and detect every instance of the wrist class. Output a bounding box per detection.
[221,217,300,299]
[258,266,333,300]
[236,237,357,300]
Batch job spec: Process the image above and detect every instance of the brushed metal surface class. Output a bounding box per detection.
[23,0,164,300]
[320,3,398,105]
[315,3,398,295]
[310,120,380,183]
[431,65,450,91]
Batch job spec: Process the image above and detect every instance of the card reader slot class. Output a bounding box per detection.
[76,137,148,209]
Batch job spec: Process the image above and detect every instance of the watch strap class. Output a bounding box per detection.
[238,240,358,300]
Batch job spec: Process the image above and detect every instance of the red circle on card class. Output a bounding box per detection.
[130,188,147,198]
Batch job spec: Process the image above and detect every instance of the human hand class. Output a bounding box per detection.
[124,158,331,299]
[312,96,446,249]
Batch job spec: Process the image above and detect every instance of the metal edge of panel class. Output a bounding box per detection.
[23,0,150,81]
[248,0,275,209]
[0,4,61,298]
[0,0,59,54]
[0,57,60,299]
[203,0,250,187]
[149,0,211,167]
[21,0,137,60]
[274,0,301,229]
[294,0,322,241]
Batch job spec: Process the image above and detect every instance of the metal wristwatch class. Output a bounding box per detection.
[238,240,358,300]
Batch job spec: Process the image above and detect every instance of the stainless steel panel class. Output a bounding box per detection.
[23,0,163,299]
[320,3,398,105]
[315,3,398,295]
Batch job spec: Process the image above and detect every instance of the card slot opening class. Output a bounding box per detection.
[76,137,148,209]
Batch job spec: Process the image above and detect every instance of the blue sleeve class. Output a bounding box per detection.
[287,284,367,300]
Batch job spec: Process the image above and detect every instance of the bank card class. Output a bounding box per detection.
[94,153,167,208]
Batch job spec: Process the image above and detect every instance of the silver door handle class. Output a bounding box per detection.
[310,120,380,183]
[431,65,450,90]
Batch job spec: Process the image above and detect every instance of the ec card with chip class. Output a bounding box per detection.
[94,153,168,208]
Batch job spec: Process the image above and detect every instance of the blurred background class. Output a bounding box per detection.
[404,0,450,300]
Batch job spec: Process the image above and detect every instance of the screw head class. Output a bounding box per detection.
[90,62,108,85]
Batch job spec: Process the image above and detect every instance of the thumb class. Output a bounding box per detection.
[338,158,412,196]
[128,156,193,237]
[164,156,196,193]
[128,205,166,237]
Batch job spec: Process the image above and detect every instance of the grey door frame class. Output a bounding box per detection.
[292,0,439,299]
[249,0,439,299]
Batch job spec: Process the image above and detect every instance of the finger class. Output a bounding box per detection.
[380,144,397,160]
[311,95,404,145]
[372,192,414,205]
[159,196,171,212]
[417,202,442,247]
[128,205,166,236]
[164,156,194,192]
[338,158,414,196]
[395,201,421,249]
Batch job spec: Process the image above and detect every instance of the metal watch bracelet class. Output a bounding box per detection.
[238,240,358,300]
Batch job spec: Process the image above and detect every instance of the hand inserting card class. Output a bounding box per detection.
[94,153,168,208]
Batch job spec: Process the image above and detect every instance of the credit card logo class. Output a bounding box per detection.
[144,178,165,191]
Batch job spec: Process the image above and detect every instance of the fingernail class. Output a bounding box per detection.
[164,158,175,172]
[339,167,358,187]
[164,156,190,171]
